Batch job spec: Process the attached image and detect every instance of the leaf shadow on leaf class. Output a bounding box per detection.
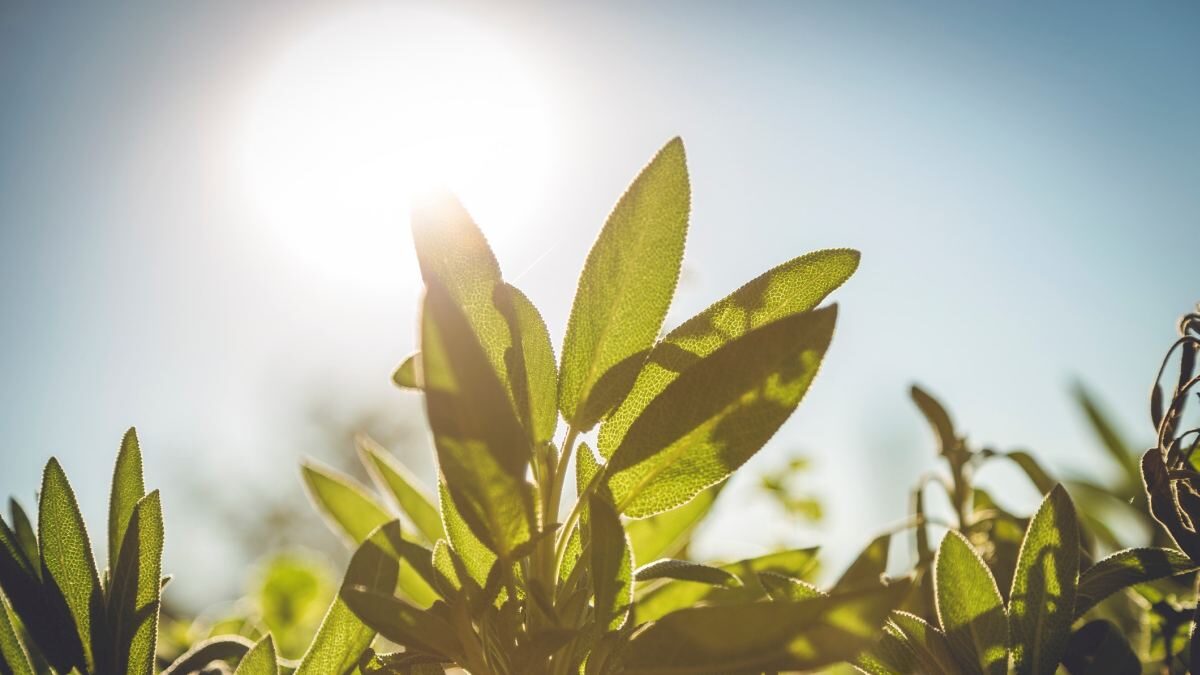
[574,349,651,431]
[107,504,160,674]
[1010,546,1075,674]
[941,603,1009,675]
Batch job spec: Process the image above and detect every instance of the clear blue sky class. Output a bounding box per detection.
[1,1,1197,608]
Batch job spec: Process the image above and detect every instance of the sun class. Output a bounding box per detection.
[232,6,555,289]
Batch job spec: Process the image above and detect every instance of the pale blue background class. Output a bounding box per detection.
[1,2,1197,607]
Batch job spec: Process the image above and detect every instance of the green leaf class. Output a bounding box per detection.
[606,305,837,517]
[108,427,146,576]
[634,559,740,588]
[1074,547,1199,618]
[559,137,690,430]
[410,192,512,392]
[392,351,421,390]
[623,581,910,674]
[885,611,961,675]
[600,248,858,458]
[301,462,392,546]
[421,280,534,558]
[1008,484,1079,675]
[635,548,819,623]
[162,636,254,675]
[38,458,102,673]
[357,435,444,544]
[758,572,822,601]
[834,532,891,591]
[107,491,163,675]
[498,283,558,445]
[294,522,406,675]
[588,494,633,631]
[233,634,279,675]
[340,587,460,660]
[934,530,1007,675]
[0,591,34,675]
[1001,450,1057,496]
[438,481,495,588]
[1061,620,1139,675]
[626,482,721,566]
[910,385,957,456]
[1072,383,1139,489]
[7,500,37,574]
[854,622,918,675]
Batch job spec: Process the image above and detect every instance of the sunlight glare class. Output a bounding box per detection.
[233,7,554,288]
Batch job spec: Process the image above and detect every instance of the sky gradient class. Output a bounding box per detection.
[1,1,1197,608]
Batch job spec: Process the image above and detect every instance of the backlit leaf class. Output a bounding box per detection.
[392,352,421,390]
[38,458,102,672]
[232,634,278,675]
[633,559,740,588]
[301,462,391,546]
[934,530,1007,675]
[341,587,460,660]
[758,572,822,601]
[626,482,721,565]
[438,481,495,588]
[1008,485,1079,675]
[911,385,957,456]
[834,532,891,591]
[1074,547,1198,618]
[600,248,858,458]
[589,494,633,631]
[108,491,163,675]
[0,591,33,675]
[499,283,558,445]
[358,435,444,544]
[422,280,534,558]
[623,581,909,674]
[108,427,146,575]
[559,138,690,430]
[606,305,837,517]
[7,499,37,574]
[885,611,960,675]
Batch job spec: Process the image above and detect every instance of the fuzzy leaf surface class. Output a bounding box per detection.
[1074,547,1198,618]
[358,436,444,544]
[108,428,146,575]
[934,530,1007,675]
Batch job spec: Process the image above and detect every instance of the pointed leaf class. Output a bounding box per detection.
[835,532,891,591]
[911,385,957,456]
[1074,547,1199,618]
[392,352,421,390]
[38,458,102,672]
[357,435,444,544]
[340,587,460,660]
[162,636,254,675]
[606,305,837,517]
[885,611,960,675]
[623,581,910,674]
[233,634,279,675]
[600,248,858,458]
[108,491,163,675]
[7,500,37,574]
[1061,620,1139,675]
[422,280,534,557]
[108,427,146,575]
[1073,383,1139,488]
[589,494,633,631]
[0,591,33,675]
[934,531,1007,675]
[634,559,740,588]
[499,283,558,445]
[1008,484,1079,675]
[626,483,720,565]
[301,462,391,546]
[758,571,823,601]
[559,137,690,429]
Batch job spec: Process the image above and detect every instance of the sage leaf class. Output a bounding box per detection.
[1060,620,1139,675]
[633,559,741,588]
[758,572,822,601]
[108,427,146,575]
[885,611,960,675]
[232,634,278,675]
[834,532,891,591]
[588,494,633,631]
[559,138,689,430]
[626,483,720,565]
[340,587,460,660]
[0,591,33,675]
[392,352,421,390]
[7,499,37,574]
[357,435,444,544]
[623,581,909,674]
[934,530,1007,675]
[301,462,391,546]
[1008,484,1079,675]
[438,481,495,588]
[600,248,858,458]
[38,458,102,673]
[107,491,163,675]
[1074,547,1198,618]
[910,385,957,456]
[499,283,558,445]
[422,280,534,558]
[606,305,837,517]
